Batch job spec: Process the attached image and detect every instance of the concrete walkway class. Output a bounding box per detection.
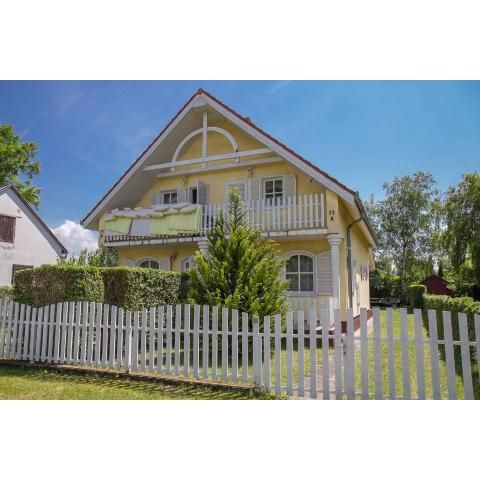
[301,315,374,399]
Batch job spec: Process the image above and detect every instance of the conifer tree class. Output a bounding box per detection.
[189,188,289,322]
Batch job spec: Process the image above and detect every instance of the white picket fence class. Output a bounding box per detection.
[0,300,478,399]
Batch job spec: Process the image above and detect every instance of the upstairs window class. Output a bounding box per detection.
[162,190,178,205]
[263,178,283,204]
[286,254,314,293]
[0,215,16,243]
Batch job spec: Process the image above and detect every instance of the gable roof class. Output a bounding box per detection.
[81,88,363,231]
[0,185,68,254]
[420,274,450,286]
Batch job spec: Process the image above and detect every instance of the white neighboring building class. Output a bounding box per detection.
[0,185,68,285]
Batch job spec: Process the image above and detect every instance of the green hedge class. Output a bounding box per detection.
[102,267,189,310]
[13,265,104,307]
[0,285,13,301]
[423,294,480,396]
[408,284,426,309]
[12,264,189,310]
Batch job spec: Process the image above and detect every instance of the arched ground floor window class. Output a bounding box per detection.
[285,253,315,294]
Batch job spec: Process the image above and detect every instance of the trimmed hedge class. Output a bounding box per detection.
[423,294,480,396]
[0,285,13,300]
[13,265,104,307]
[102,267,189,310]
[12,264,189,310]
[408,284,426,309]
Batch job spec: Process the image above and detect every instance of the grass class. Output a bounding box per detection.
[0,365,279,400]
[135,342,323,388]
[354,309,467,399]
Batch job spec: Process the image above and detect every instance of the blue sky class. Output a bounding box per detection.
[1,80,479,251]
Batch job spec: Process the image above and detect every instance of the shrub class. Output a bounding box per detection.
[408,284,426,309]
[189,187,289,326]
[0,285,13,301]
[102,267,189,310]
[13,264,104,307]
[423,293,480,396]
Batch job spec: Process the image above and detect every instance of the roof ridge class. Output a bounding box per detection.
[1,185,68,254]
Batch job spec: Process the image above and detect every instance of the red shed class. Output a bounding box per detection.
[420,275,454,296]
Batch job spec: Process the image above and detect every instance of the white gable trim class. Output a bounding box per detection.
[201,95,355,204]
[82,91,354,228]
[82,94,198,227]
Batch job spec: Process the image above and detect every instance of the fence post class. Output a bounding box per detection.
[125,311,132,374]
[252,316,261,388]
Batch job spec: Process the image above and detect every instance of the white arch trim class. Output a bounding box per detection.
[280,250,317,260]
[136,256,161,266]
[171,126,238,164]
[280,250,317,296]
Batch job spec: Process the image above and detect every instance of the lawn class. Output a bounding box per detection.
[354,309,468,399]
[0,365,278,400]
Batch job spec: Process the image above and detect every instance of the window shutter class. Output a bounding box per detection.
[248,178,261,201]
[283,174,296,199]
[196,180,209,205]
[159,257,171,271]
[176,188,187,203]
[0,215,15,243]
[316,251,332,294]
[150,191,160,206]
[225,181,247,202]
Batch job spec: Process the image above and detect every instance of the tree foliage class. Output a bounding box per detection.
[444,173,480,287]
[189,188,289,319]
[366,172,440,300]
[0,124,41,207]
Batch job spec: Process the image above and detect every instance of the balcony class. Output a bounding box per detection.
[103,193,325,245]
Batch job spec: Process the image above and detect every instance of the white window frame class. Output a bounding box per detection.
[137,257,161,269]
[263,176,284,204]
[180,255,195,272]
[161,190,178,205]
[282,251,316,296]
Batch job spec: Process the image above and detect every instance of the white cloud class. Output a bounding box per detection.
[52,220,98,256]
[266,80,291,95]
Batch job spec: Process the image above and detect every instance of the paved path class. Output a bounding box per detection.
[301,315,374,400]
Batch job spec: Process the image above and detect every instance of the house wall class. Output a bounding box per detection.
[99,115,373,313]
[0,190,64,285]
[337,201,371,315]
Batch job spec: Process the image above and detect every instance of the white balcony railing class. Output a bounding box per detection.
[103,194,325,244]
[200,193,325,235]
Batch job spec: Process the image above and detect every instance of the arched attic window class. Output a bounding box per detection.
[171,111,239,165]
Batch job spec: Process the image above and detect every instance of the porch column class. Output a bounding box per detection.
[327,234,343,310]
[197,239,209,255]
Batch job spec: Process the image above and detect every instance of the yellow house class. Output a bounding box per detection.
[82,88,377,318]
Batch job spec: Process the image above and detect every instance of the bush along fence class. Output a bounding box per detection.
[0,299,479,399]
[13,265,189,309]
